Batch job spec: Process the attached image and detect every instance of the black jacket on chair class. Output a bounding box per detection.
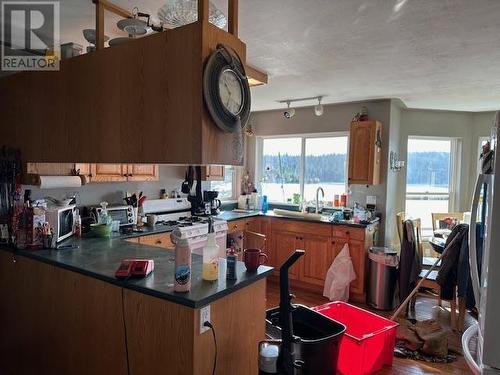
[399,220,422,304]
[436,224,475,308]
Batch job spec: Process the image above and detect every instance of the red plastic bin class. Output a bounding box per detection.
[313,301,398,375]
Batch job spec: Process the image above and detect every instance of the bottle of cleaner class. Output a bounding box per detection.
[226,246,237,281]
[202,217,219,281]
[172,229,191,292]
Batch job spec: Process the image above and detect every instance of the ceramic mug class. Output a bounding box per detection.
[243,248,268,272]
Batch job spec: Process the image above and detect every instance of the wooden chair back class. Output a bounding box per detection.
[431,212,464,232]
[396,212,423,258]
[244,230,266,252]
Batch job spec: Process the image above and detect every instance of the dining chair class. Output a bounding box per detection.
[431,212,465,232]
[397,212,442,308]
[396,212,423,258]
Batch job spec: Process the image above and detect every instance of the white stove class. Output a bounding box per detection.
[142,198,228,257]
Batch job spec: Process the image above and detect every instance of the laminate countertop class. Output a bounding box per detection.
[216,209,380,228]
[0,235,273,309]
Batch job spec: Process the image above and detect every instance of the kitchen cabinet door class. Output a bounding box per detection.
[348,239,366,295]
[90,164,128,182]
[348,121,382,185]
[245,217,261,233]
[201,165,225,181]
[228,219,246,234]
[139,233,174,249]
[126,164,159,182]
[300,234,334,286]
[272,231,303,280]
[75,163,92,180]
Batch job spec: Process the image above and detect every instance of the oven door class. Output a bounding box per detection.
[108,207,135,226]
[58,207,75,241]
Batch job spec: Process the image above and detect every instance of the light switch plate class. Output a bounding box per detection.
[199,305,211,334]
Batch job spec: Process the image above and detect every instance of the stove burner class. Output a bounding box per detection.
[164,220,180,226]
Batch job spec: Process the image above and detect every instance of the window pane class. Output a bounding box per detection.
[405,138,452,234]
[210,167,233,200]
[261,138,301,203]
[406,139,451,193]
[304,136,348,202]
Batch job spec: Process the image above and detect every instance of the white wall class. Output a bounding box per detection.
[25,165,186,206]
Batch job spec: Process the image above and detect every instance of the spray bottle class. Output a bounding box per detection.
[202,217,219,281]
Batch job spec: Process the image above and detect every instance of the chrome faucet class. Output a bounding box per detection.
[315,187,325,214]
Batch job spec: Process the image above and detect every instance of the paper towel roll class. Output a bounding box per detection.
[38,176,83,189]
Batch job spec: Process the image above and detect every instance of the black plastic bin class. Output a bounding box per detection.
[266,304,346,374]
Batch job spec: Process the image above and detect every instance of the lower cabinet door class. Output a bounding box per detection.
[139,233,174,249]
[300,235,334,286]
[272,231,302,280]
[347,240,366,295]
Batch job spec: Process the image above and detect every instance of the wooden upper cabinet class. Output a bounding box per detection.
[27,162,75,175]
[90,164,128,182]
[201,166,225,181]
[75,163,92,178]
[348,121,382,185]
[126,164,159,182]
[0,21,246,166]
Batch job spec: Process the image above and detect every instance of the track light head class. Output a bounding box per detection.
[314,97,324,116]
[283,101,295,119]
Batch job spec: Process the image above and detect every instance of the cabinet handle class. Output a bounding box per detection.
[128,173,133,177]
[156,240,162,245]
[123,174,128,177]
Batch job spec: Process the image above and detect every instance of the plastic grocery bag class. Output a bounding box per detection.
[323,243,357,301]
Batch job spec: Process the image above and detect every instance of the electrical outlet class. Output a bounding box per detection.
[199,304,211,334]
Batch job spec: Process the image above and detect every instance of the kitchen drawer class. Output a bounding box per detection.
[228,219,247,234]
[271,219,331,237]
[139,233,174,249]
[332,226,365,241]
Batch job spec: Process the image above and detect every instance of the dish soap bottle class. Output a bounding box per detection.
[98,202,111,225]
[202,217,219,281]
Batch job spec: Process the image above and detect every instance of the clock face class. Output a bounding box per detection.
[218,69,243,115]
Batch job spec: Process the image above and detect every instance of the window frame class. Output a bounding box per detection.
[255,132,349,205]
[209,166,242,202]
[404,135,462,234]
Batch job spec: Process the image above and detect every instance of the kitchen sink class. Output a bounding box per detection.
[272,209,325,221]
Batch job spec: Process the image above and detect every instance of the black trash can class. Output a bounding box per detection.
[265,304,346,374]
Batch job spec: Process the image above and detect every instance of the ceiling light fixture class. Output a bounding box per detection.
[157,0,227,29]
[314,96,324,116]
[283,101,295,119]
[278,96,326,118]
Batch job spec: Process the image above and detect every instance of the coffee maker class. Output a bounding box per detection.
[203,191,222,215]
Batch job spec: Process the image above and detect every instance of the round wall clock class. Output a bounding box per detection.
[203,44,251,133]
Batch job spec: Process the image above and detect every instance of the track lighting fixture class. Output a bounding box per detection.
[277,96,325,119]
[314,96,324,116]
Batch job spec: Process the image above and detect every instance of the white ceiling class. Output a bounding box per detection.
[11,0,500,112]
